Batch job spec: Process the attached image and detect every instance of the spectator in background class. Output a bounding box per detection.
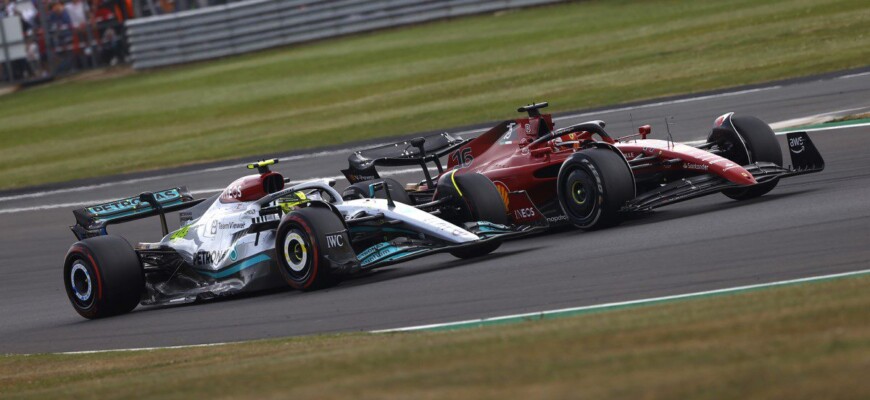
[99,24,121,65]
[47,2,71,32]
[3,0,14,17]
[65,0,93,68]
[65,0,88,29]
[47,1,72,73]
[26,36,44,76]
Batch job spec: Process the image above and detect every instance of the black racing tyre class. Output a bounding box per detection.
[63,235,144,319]
[434,172,507,259]
[276,207,345,290]
[342,178,413,205]
[435,171,508,226]
[709,115,782,200]
[556,148,635,230]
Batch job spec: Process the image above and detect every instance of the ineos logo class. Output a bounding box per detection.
[225,185,243,199]
[514,207,536,220]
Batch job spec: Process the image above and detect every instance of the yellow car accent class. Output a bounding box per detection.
[278,191,308,213]
[169,225,190,241]
[450,170,463,197]
[247,159,279,170]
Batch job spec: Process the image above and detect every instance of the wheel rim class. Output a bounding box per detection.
[571,181,588,205]
[70,260,94,307]
[563,169,596,220]
[282,230,310,277]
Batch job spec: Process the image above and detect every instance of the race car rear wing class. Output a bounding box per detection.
[70,187,205,240]
[341,132,469,186]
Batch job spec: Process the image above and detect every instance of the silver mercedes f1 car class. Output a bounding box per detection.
[63,160,544,319]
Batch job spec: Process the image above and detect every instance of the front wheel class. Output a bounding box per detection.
[435,171,508,226]
[276,207,347,290]
[709,115,782,200]
[449,240,501,259]
[63,235,144,319]
[557,148,635,230]
[435,172,506,259]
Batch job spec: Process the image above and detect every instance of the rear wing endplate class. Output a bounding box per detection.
[71,187,204,240]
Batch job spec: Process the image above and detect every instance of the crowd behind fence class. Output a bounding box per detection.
[2,0,564,83]
[1,0,129,83]
[0,0,250,84]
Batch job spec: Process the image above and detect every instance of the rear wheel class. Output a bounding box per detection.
[342,178,412,204]
[557,148,635,230]
[63,235,144,319]
[709,115,782,200]
[276,207,345,290]
[435,172,507,258]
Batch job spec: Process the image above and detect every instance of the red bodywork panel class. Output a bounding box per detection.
[444,113,756,212]
[220,171,284,203]
[616,140,755,185]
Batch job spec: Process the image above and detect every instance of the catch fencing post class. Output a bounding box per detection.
[37,1,54,75]
[0,17,11,82]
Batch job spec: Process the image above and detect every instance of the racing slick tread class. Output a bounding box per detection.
[439,172,507,258]
[276,207,344,290]
[63,235,144,319]
[557,148,634,230]
[721,115,782,200]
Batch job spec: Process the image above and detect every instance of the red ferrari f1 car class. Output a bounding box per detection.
[341,102,824,230]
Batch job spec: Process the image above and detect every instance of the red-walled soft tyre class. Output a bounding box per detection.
[276,207,345,290]
[63,236,144,319]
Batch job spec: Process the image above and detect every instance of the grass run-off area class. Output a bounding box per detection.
[1,0,869,190]
[2,274,868,399]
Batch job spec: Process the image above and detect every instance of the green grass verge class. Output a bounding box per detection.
[2,274,868,399]
[2,0,869,190]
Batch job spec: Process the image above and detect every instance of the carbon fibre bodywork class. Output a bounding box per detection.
[343,104,824,228]
[67,168,536,307]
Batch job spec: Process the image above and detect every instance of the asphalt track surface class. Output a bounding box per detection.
[2,71,869,354]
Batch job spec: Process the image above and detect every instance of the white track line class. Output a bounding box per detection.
[3,97,870,214]
[0,167,437,215]
[679,121,870,146]
[837,71,870,80]
[0,144,395,204]
[552,87,781,122]
[775,121,870,134]
[768,106,870,130]
[0,85,798,204]
[2,122,867,215]
[7,70,870,205]
[56,342,230,355]
[373,268,870,333]
[30,267,869,355]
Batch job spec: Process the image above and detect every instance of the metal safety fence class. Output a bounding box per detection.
[126,0,565,70]
[1,0,129,84]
